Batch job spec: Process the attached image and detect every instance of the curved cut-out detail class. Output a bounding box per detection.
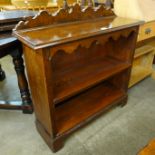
[48,29,135,60]
[15,11,53,30]
[14,3,115,30]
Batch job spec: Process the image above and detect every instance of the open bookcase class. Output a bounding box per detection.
[55,71,128,135]
[13,3,142,152]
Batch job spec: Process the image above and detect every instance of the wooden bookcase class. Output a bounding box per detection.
[13,4,142,152]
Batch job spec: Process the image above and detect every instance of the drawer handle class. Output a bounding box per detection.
[145,28,152,35]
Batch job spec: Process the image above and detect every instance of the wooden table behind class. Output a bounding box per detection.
[0,10,37,113]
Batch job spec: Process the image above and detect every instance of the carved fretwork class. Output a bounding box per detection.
[14,3,115,31]
[47,28,136,60]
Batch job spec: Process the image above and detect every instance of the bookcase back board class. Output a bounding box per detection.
[13,3,142,152]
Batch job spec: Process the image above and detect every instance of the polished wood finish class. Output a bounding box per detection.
[0,10,37,113]
[55,82,126,135]
[14,4,114,31]
[13,4,141,152]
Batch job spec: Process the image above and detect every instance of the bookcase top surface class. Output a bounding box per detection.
[13,5,143,50]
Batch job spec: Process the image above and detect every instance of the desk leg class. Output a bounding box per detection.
[11,50,33,114]
[0,64,6,81]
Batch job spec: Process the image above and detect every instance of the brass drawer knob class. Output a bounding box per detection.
[145,28,152,35]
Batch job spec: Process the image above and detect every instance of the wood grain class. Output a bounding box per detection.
[55,82,126,135]
[13,4,141,152]
[14,3,115,30]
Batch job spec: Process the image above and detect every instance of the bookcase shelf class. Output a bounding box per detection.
[53,56,130,104]
[55,81,126,135]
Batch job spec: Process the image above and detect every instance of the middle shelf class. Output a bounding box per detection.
[53,56,130,104]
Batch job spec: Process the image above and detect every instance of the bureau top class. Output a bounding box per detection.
[13,4,143,50]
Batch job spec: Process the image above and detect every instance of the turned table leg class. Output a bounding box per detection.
[11,49,33,114]
[0,64,6,81]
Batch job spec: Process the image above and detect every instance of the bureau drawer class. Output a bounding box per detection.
[138,21,155,42]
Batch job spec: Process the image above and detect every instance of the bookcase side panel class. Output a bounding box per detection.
[23,45,56,136]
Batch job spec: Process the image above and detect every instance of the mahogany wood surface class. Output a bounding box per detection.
[13,4,141,152]
[55,81,126,135]
[14,16,141,50]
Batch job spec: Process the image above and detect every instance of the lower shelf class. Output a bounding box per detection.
[55,82,126,136]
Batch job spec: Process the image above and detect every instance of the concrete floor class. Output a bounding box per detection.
[0,56,155,155]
